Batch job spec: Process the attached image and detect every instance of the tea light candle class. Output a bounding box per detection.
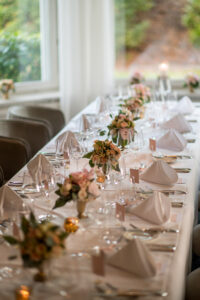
[159,62,169,77]
[15,285,30,300]
[64,217,79,233]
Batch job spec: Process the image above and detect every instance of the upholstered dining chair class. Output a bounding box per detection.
[0,136,30,181]
[7,105,66,138]
[0,119,50,159]
[185,224,200,300]
[186,268,200,300]
[0,166,4,187]
[192,224,200,256]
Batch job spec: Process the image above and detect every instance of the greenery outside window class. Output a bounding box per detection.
[115,0,200,82]
[0,0,58,94]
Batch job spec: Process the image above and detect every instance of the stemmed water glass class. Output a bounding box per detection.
[68,141,84,172]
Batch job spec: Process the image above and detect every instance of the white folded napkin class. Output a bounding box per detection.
[27,154,53,184]
[173,96,194,115]
[108,238,157,277]
[161,113,192,133]
[0,185,23,217]
[56,130,79,154]
[97,96,108,113]
[128,191,170,225]
[81,114,91,131]
[157,129,187,152]
[140,160,178,185]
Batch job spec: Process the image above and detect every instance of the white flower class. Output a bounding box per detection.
[88,181,100,197]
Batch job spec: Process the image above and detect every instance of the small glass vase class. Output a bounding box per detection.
[76,201,87,219]
[189,85,194,93]
[2,92,9,100]
[95,161,111,183]
[139,106,145,119]
[116,128,134,149]
[34,264,48,282]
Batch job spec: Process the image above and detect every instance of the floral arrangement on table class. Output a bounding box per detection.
[120,97,144,119]
[107,110,135,148]
[53,169,100,218]
[130,71,144,84]
[184,73,199,93]
[0,79,15,99]
[83,140,121,177]
[132,83,151,103]
[3,212,68,282]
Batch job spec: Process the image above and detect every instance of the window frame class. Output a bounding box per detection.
[13,0,58,94]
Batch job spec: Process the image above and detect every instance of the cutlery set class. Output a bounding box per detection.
[147,243,176,252]
[95,281,168,298]
[174,167,191,173]
[186,138,196,143]
[136,189,187,196]
[130,224,179,234]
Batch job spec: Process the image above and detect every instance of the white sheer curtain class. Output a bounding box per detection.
[58,0,115,121]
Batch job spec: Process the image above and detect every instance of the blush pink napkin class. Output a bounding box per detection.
[56,130,79,153]
[0,185,23,218]
[128,191,171,225]
[173,96,194,115]
[157,129,187,152]
[161,113,192,133]
[97,96,107,113]
[140,160,178,185]
[108,238,157,277]
[27,154,53,183]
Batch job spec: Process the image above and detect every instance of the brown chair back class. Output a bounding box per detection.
[7,105,65,138]
[0,136,30,181]
[0,119,50,158]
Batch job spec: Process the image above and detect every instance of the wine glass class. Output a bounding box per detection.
[68,141,84,172]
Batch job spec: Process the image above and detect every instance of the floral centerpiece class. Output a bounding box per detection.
[107,110,135,148]
[0,79,15,99]
[130,71,144,84]
[184,73,199,93]
[120,97,144,119]
[53,169,100,218]
[4,212,68,282]
[133,83,151,103]
[83,140,121,178]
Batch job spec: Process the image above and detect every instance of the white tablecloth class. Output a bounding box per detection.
[2,100,200,300]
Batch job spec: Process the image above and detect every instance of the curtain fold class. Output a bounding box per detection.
[58,0,115,121]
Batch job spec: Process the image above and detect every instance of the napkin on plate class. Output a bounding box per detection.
[157,129,187,152]
[108,238,157,277]
[27,154,53,184]
[128,191,170,225]
[0,185,23,217]
[97,96,108,113]
[173,96,194,115]
[161,113,192,133]
[56,130,79,154]
[140,160,178,185]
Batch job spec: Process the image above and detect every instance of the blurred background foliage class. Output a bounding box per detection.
[0,0,200,82]
[0,0,41,82]
[115,0,200,54]
[115,0,153,54]
[182,0,200,47]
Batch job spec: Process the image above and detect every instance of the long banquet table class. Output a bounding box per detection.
[1,98,200,300]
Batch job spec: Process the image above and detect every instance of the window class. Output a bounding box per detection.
[0,0,58,92]
[115,0,200,80]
